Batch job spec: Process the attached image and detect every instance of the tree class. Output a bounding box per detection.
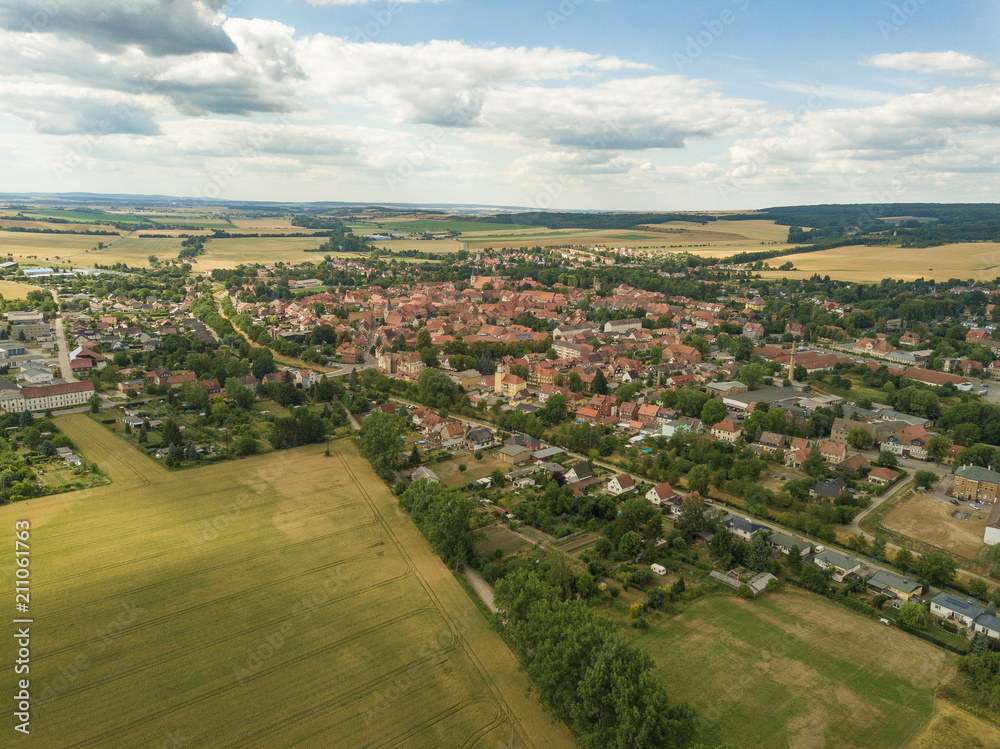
[871,536,887,561]
[88,393,102,414]
[161,419,183,447]
[893,547,915,573]
[700,399,726,427]
[967,578,989,601]
[591,369,608,395]
[358,411,403,481]
[568,372,584,393]
[872,594,888,610]
[798,563,830,594]
[415,327,432,350]
[747,532,771,572]
[918,552,957,587]
[785,544,802,574]
[927,435,952,464]
[474,450,484,462]
[898,601,929,629]
[572,637,698,749]
[913,470,939,489]
[737,363,764,390]
[846,428,874,450]
[677,496,706,541]
[688,464,711,496]
[618,530,643,559]
[875,450,899,468]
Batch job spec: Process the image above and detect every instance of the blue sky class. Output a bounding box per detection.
[0,0,998,210]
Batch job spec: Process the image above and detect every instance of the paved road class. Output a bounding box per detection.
[49,289,77,383]
[463,567,497,613]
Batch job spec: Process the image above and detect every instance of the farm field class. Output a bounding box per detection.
[0,279,42,299]
[636,588,952,749]
[758,242,1000,283]
[0,415,572,749]
[0,229,107,263]
[881,489,988,560]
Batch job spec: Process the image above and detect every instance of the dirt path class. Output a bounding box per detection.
[463,566,497,613]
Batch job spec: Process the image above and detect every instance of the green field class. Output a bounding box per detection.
[0,415,572,748]
[635,589,952,749]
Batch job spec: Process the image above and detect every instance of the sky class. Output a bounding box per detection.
[0,0,998,210]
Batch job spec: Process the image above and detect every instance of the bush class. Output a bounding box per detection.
[608,585,621,598]
[872,594,888,610]
[939,619,958,633]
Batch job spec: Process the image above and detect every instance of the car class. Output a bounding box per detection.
[950,499,960,506]
[972,504,982,511]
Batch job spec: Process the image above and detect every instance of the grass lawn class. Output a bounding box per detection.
[0,415,573,748]
[635,588,953,749]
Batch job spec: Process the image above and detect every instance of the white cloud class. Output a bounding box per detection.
[863,51,993,76]
[0,0,236,56]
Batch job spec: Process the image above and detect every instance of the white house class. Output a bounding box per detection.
[812,548,862,581]
[646,482,678,507]
[606,473,636,496]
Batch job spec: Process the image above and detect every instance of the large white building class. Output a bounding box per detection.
[1,381,95,413]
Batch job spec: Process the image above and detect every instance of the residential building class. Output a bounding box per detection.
[865,569,921,601]
[868,467,901,485]
[711,419,742,443]
[929,592,1000,640]
[724,516,768,541]
[810,477,847,499]
[498,444,533,464]
[646,482,678,507]
[607,474,636,496]
[812,548,861,581]
[953,464,1000,504]
[831,417,876,445]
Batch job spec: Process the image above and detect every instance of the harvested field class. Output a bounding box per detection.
[881,489,988,560]
[637,588,952,749]
[0,279,43,299]
[758,242,1000,283]
[905,699,1000,749]
[0,415,572,748]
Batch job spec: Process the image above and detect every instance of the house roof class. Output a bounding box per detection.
[955,464,1000,484]
[866,569,920,595]
[568,463,593,479]
[931,592,985,618]
[647,481,677,500]
[611,473,635,489]
[814,548,861,572]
